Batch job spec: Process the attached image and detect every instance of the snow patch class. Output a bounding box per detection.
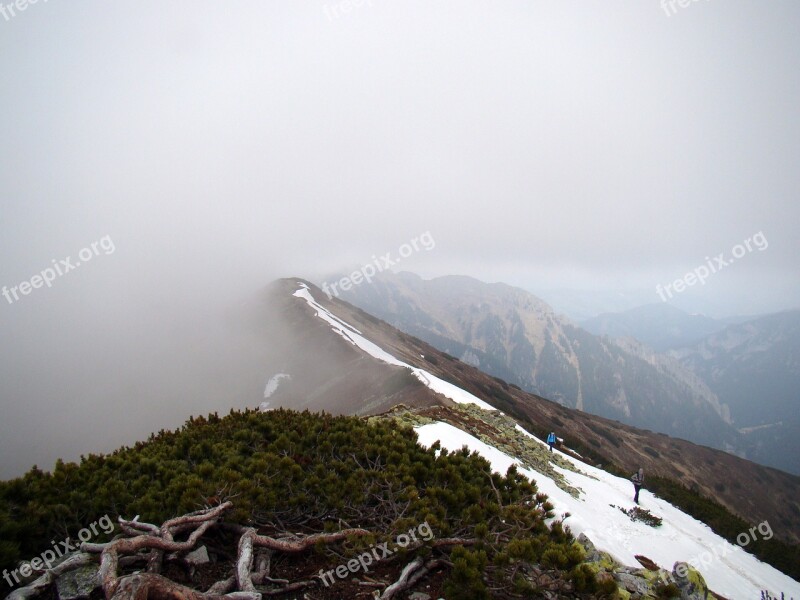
[416,421,800,599]
[264,373,291,399]
[293,285,495,411]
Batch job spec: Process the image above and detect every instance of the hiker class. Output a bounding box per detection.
[547,432,557,452]
[631,468,645,504]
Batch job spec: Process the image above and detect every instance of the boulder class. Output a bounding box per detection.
[615,571,650,596]
[184,545,210,568]
[672,562,709,600]
[56,564,100,600]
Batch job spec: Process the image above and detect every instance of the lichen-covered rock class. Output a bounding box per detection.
[577,533,598,558]
[671,562,709,599]
[577,533,624,577]
[616,587,632,600]
[55,564,100,600]
[615,571,651,596]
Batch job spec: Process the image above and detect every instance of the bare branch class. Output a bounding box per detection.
[251,528,370,553]
[108,573,260,600]
[236,529,256,593]
[381,556,423,600]
[381,558,446,600]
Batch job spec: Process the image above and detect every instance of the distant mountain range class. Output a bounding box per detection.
[669,310,800,475]
[333,272,800,476]
[580,303,762,352]
[581,303,730,352]
[333,272,740,454]
[577,302,800,475]
[534,289,663,322]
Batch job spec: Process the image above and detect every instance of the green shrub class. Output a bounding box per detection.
[0,408,609,597]
[444,547,489,600]
[569,563,617,594]
[569,563,596,591]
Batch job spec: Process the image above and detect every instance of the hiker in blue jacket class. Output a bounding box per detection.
[547,432,557,452]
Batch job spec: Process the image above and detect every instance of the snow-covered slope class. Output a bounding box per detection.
[415,421,800,599]
[293,283,494,411]
[292,282,800,598]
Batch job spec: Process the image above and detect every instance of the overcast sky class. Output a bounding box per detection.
[1,1,799,476]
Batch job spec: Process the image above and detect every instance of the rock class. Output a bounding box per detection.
[184,545,210,568]
[615,572,650,596]
[671,562,709,600]
[576,533,623,572]
[577,533,596,554]
[408,593,431,600]
[56,564,100,600]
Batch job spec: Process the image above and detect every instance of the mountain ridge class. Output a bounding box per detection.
[332,271,739,452]
[262,278,800,547]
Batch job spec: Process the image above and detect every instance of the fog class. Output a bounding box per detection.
[1,0,799,477]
